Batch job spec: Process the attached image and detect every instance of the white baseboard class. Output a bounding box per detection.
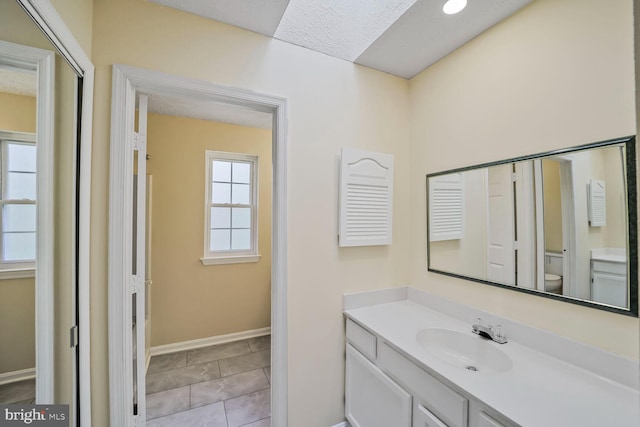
[331,422,350,427]
[150,326,271,356]
[0,367,36,385]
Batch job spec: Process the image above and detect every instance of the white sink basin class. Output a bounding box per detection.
[416,328,513,374]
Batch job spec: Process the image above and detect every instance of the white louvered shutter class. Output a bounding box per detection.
[339,148,394,247]
[429,173,465,241]
[588,178,606,227]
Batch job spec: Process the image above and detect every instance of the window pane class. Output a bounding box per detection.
[231,183,250,204]
[4,204,36,232]
[211,207,230,229]
[231,229,251,250]
[212,182,231,204]
[212,160,231,182]
[210,229,230,251]
[231,207,251,229]
[7,143,36,172]
[6,172,36,199]
[3,232,36,261]
[232,162,251,184]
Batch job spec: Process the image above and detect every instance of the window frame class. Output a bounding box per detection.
[201,150,260,265]
[0,130,37,276]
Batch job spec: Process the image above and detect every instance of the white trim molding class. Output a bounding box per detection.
[16,2,95,425]
[109,64,288,427]
[151,327,271,356]
[0,268,35,280]
[0,368,36,386]
[200,254,261,265]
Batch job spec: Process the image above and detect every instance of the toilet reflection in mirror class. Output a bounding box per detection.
[427,137,634,313]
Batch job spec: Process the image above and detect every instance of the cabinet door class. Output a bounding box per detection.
[346,344,412,427]
[414,403,448,427]
[592,272,627,307]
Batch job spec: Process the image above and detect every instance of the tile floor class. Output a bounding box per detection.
[0,378,36,404]
[146,335,271,427]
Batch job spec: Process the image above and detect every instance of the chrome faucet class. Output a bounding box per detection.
[472,318,507,344]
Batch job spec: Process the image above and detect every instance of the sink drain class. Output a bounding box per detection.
[466,366,478,372]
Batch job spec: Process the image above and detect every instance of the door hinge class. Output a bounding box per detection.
[133,132,146,151]
[511,172,518,182]
[70,325,78,348]
[513,240,519,250]
[130,275,142,294]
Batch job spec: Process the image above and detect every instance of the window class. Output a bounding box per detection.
[0,132,37,274]
[202,151,259,265]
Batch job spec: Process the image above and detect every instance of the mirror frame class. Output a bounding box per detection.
[426,135,638,317]
[16,0,94,424]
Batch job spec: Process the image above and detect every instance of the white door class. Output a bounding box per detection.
[486,165,516,285]
[514,161,536,289]
[131,94,148,422]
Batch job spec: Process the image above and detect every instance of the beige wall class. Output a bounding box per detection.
[0,279,35,374]
[0,93,36,132]
[146,113,272,346]
[90,0,411,425]
[0,91,36,374]
[410,0,638,358]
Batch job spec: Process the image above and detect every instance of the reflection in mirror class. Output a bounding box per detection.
[427,137,637,316]
[0,0,81,419]
[0,68,38,405]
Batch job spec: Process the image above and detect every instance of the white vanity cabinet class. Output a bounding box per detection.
[591,259,627,307]
[346,344,412,427]
[345,319,516,427]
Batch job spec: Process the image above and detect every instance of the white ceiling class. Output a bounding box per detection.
[0,68,36,97]
[149,0,290,36]
[150,0,533,78]
[147,93,273,129]
[274,0,416,62]
[356,0,533,78]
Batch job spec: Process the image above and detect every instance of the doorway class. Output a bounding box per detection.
[140,94,273,425]
[108,65,288,426]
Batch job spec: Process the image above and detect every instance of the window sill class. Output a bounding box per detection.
[0,268,35,280]
[200,255,261,266]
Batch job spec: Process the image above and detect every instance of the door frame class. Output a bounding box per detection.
[15,1,94,425]
[0,40,54,403]
[108,64,288,426]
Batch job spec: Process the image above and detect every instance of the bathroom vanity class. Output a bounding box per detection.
[590,248,627,307]
[343,288,640,427]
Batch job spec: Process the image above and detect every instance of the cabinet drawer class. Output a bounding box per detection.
[346,344,412,427]
[592,260,626,275]
[378,342,468,427]
[346,319,377,361]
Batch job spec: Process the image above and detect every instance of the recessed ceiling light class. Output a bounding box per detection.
[443,0,468,15]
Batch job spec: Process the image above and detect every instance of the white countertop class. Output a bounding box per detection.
[345,300,640,427]
[591,247,626,263]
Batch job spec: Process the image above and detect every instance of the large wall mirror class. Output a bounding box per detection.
[0,1,93,425]
[427,136,637,316]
